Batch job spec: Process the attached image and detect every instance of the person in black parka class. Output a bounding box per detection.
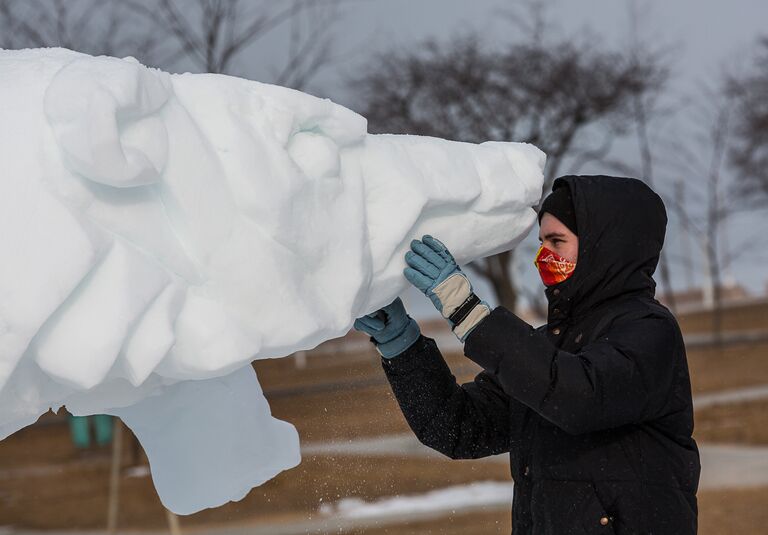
[354,175,700,534]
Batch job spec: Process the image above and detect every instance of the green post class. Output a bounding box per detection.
[68,415,91,448]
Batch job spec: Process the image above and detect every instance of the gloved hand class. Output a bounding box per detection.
[353,297,421,358]
[404,235,490,342]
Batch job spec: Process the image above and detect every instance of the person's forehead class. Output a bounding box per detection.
[538,213,574,237]
[539,212,564,228]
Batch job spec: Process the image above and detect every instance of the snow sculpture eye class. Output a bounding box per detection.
[44,55,171,188]
[287,130,341,180]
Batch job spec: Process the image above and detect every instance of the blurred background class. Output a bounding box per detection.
[1,0,768,533]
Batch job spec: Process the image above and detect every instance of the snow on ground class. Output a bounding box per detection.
[0,48,544,514]
[693,383,768,410]
[318,481,514,519]
[302,428,768,493]
[699,444,768,489]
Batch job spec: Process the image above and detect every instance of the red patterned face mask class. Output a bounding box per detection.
[534,246,576,286]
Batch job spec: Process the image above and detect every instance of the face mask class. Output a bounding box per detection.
[534,246,576,286]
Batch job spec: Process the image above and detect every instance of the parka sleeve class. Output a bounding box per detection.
[381,334,520,460]
[463,306,679,435]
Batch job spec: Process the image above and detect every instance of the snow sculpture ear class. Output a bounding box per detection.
[287,131,341,180]
[44,56,171,188]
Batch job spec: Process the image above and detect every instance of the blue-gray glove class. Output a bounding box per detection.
[353,297,421,358]
[404,235,490,342]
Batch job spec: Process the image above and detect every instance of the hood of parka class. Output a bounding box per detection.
[544,175,667,324]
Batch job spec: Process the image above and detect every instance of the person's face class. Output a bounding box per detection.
[538,212,578,263]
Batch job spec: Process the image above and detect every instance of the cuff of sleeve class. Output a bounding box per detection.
[452,301,491,342]
[376,317,421,359]
[380,334,443,373]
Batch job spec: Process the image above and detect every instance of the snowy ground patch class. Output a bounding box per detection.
[319,481,514,519]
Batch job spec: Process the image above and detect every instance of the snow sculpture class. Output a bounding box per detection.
[0,48,545,514]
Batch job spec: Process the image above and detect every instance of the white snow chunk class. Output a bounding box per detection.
[109,366,300,515]
[0,48,545,514]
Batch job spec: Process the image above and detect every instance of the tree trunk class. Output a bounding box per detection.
[470,249,518,312]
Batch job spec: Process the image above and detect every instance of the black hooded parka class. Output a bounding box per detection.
[381,176,700,534]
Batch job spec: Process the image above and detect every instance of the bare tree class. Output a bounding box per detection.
[623,0,680,311]
[0,0,347,91]
[0,0,167,63]
[125,0,344,89]
[664,37,768,323]
[660,87,751,341]
[610,27,768,342]
[729,36,768,203]
[694,96,734,341]
[353,17,667,310]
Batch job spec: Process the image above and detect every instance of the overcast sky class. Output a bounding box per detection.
[292,0,767,101]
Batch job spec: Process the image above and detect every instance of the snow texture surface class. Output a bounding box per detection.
[0,48,545,514]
